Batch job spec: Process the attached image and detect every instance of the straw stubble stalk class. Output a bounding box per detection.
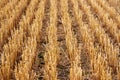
[44,0,58,79]
[96,0,120,29]
[87,0,119,43]
[0,0,28,48]
[80,0,118,70]
[60,0,82,80]
[0,0,33,79]
[15,0,46,79]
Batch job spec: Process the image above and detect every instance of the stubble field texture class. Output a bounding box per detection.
[0,0,120,80]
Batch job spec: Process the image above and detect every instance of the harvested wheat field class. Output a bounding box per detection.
[0,0,120,80]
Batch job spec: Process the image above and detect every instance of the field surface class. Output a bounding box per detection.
[0,0,120,80]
